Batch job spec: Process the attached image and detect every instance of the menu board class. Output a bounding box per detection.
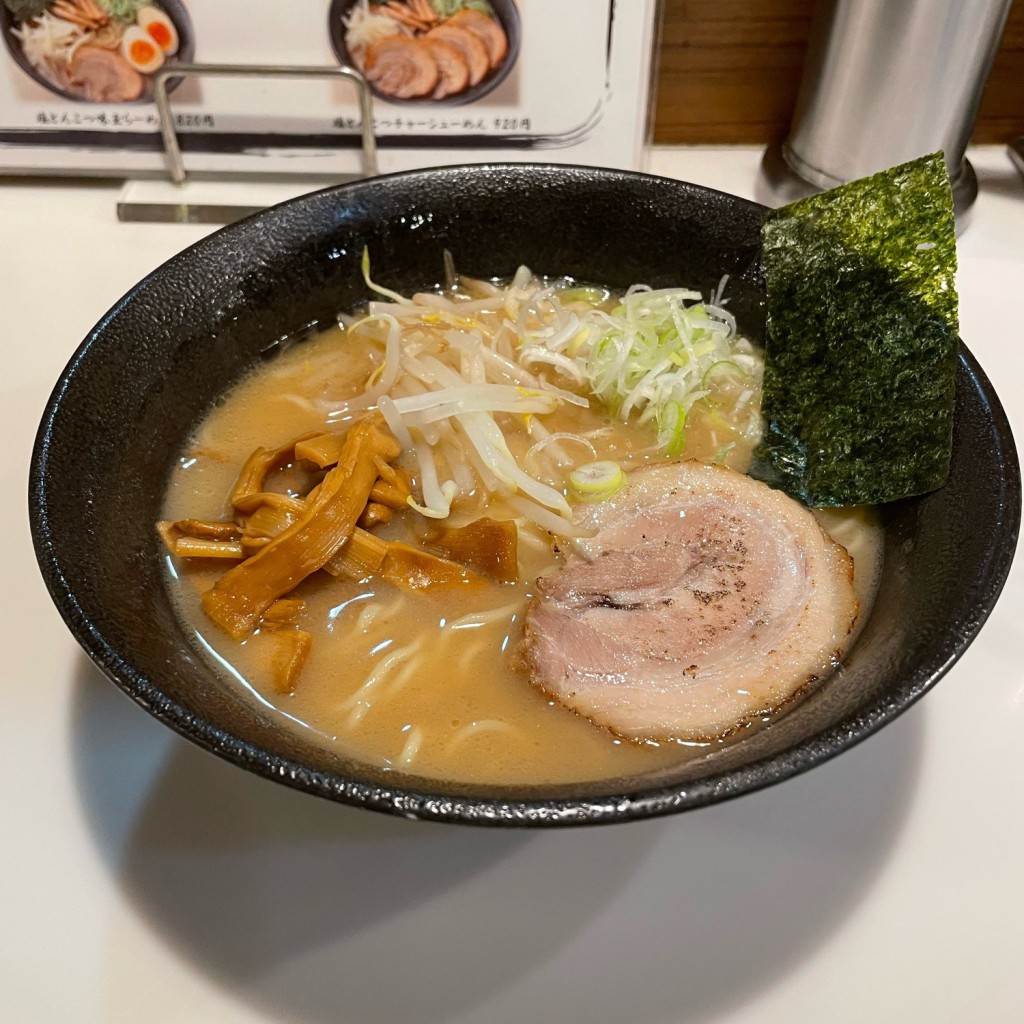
[0,0,659,177]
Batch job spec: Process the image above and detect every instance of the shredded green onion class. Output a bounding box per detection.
[512,276,763,456]
[701,359,750,390]
[656,402,687,458]
[560,286,611,306]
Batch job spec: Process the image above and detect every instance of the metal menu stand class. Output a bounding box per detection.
[117,61,378,224]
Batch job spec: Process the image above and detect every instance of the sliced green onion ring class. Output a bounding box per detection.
[568,460,627,503]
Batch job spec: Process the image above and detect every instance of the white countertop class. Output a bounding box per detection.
[4,146,1023,1024]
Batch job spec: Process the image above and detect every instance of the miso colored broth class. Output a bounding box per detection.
[162,310,883,787]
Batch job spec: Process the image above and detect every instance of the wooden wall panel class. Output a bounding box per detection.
[651,0,1024,145]
[976,0,1024,141]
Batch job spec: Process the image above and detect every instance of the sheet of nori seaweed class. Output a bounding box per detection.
[751,152,959,507]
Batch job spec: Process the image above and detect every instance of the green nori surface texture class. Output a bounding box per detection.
[752,152,959,507]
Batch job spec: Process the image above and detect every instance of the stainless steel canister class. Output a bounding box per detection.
[769,0,1013,217]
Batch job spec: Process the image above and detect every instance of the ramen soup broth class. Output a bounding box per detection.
[163,293,883,787]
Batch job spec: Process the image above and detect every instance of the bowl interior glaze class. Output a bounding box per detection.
[30,165,1021,825]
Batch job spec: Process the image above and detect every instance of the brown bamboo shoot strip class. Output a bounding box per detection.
[263,597,307,626]
[230,445,283,512]
[52,4,92,27]
[380,5,413,25]
[175,537,246,560]
[325,527,483,591]
[373,457,412,497]
[382,4,429,30]
[157,519,242,556]
[304,481,323,506]
[382,542,483,590]
[269,629,312,693]
[428,517,518,582]
[291,437,334,467]
[174,518,241,541]
[202,416,399,639]
[82,0,109,23]
[324,526,390,579]
[358,502,393,528]
[369,479,410,509]
[55,0,103,28]
[414,0,439,25]
[292,434,410,508]
[372,454,407,487]
[229,434,315,514]
[243,500,304,539]
[386,2,426,21]
[75,4,104,25]
[252,492,306,513]
[294,432,345,468]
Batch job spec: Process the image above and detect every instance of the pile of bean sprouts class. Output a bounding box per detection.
[318,255,763,536]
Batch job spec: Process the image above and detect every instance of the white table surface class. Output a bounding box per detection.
[3,146,1023,1024]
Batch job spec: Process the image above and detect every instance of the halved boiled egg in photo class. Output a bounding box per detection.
[138,6,180,56]
[121,26,165,74]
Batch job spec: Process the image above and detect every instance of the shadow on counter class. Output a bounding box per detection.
[70,653,926,1024]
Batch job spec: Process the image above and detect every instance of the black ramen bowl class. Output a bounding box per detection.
[328,0,520,106]
[30,164,1021,826]
[1,0,194,104]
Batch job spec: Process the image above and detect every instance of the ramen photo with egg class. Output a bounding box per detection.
[3,0,188,102]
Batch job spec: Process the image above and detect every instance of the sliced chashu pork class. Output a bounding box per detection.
[364,36,439,99]
[424,23,489,85]
[68,46,143,103]
[448,9,509,68]
[422,37,470,99]
[522,462,859,742]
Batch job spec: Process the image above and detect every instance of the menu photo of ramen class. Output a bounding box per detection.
[1,0,193,102]
[329,0,519,105]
